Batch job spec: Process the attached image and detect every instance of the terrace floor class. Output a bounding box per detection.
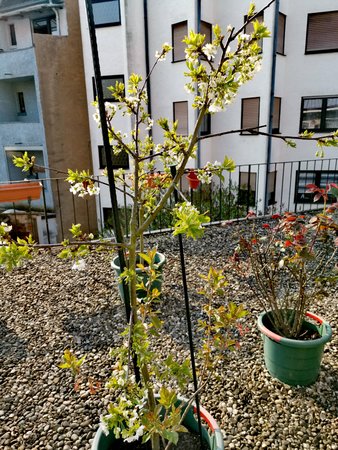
[0,223,337,450]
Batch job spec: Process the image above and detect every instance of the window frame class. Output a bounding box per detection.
[92,0,121,28]
[173,101,188,136]
[32,15,57,35]
[172,20,188,63]
[238,171,257,207]
[92,74,125,102]
[295,170,338,203]
[305,10,338,54]
[244,12,264,53]
[200,112,211,136]
[267,171,277,206]
[17,92,26,115]
[9,24,17,46]
[272,97,281,134]
[299,96,338,133]
[241,97,260,135]
[276,12,286,55]
[98,145,129,170]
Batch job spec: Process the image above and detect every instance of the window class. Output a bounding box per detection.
[172,21,188,62]
[238,171,256,206]
[32,16,57,34]
[98,145,129,170]
[272,97,281,133]
[300,96,338,132]
[173,101,188,135]
[92,0,121,27]
[17,92,26,115]
[267,171,277,205]
[93,75,125,102]
[277,13,286,54]
[200,113,211,136]
[295,170,338,203]
[306,11,338,54]
[5,149,45,181]
[200,20,212,43]
[241,97,260,134]
[244,12,264,52]
[9,24,17,46]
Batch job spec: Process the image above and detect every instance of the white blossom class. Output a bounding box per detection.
[202,43,217,60]
[146,119,154,130]
[209,102,223,113]
[99,415,111,436]
[124,426,145,443]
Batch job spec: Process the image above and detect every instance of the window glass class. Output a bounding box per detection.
[98,145,129,170]
[241,97,260,133]
[172,21,188,62]
[200,113,211,136]
[92,0,121,27]
[295,171,338,203]
[244,13,264,52]
[93,75,125,102]
[306,11,338,53]
[301,98,322,130]
[301,97,338,132]
[173,101,188,135]
[17,92,26,114]
[238,171,256,206]
[6,150,45,181]
[272,97,281,133]
[9,24,17,45]
[33,16,57,34]
[325,98,338,130]
[277,13,286,54]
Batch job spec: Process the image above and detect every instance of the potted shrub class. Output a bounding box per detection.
[235,184,338,386]
[57,6,269,448]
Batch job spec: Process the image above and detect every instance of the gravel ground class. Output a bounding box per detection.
[0,223,337,450]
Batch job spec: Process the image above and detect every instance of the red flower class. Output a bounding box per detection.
[262,223,270,229]
[284,240,293,247]
[271,214,281,220]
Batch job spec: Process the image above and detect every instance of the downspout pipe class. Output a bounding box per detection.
[195,0,201,167]
[84,0,131,321]
[143,0,152,140]
[264,0,279,212]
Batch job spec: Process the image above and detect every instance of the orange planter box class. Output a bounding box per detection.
[0,182,42,203]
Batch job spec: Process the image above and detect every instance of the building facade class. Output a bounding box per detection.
[1,1,337,238]
[78,0,338,219]
[0,0,96,241]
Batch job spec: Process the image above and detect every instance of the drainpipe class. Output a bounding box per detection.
[143,0,152,140]
[264,0,279,212]
[195,0,201,167]
[52,8,61,35]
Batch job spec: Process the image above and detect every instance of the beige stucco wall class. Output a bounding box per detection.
[33,0,96,239]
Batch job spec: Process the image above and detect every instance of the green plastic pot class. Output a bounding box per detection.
[111,252,166,300]
[91,398,224,450]
[257,311,332,386]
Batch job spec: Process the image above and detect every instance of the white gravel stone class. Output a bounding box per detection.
[0,224,337,449]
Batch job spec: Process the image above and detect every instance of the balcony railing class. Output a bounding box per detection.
[1,157,338,244]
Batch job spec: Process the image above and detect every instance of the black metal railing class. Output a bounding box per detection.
[1,157,338,243]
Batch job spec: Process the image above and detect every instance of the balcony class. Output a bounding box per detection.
[0,1,64,16]
[0,47,35,77]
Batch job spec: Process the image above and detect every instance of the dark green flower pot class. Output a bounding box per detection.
[257,311,332,386]
[111,252,166,300]
[91,399,224,450]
